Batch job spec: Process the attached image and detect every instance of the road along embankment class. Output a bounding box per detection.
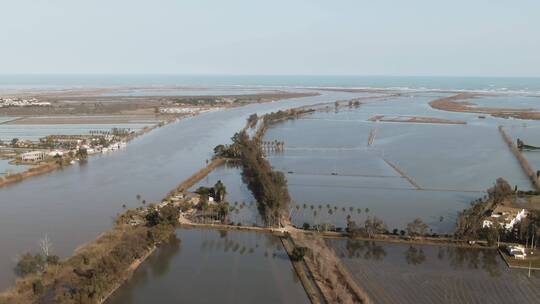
[498,126,540,190]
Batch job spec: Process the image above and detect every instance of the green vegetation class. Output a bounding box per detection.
[235,131,290,226]
[195,180,227,203]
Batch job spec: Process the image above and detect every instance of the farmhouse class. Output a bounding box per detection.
[482,206,528,230]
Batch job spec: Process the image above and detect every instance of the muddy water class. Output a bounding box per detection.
[106,229,310,304]
[327,239,540,304]
[0,91,356,290]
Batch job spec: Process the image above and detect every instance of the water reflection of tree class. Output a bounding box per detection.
[404,246,426,265]
[445,247,501,278]
[199,232,284,258]
[149,234,181,277]
[344,240,387,261]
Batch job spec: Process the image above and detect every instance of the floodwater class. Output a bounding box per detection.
[106,229,310,304]
[103,87,274,97]
[189,165,262,226]
[264,93,539,233]
[0,159,28,175]
[0,91,354,290]
[328,239,540,304]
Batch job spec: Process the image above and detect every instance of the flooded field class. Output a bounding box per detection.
[0,91,354,290]
[0,159,28,175]
[106,229,309,304]
[190,165,262,226]
[327,238,540,304]
[263,93,539,233]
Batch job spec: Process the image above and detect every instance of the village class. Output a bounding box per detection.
[0,97,51,108]
[0,128,134,189]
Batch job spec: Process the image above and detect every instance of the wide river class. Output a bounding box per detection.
[0,90,357,290]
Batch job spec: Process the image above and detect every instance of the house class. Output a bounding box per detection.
[482,206,528,230]
[20,151,46,162]
[48,150,64,157]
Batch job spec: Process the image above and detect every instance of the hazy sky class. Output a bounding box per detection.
[1,0,539,76]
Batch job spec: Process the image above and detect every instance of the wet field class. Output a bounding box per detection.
[263,93,539,233]
[327,238,540,304]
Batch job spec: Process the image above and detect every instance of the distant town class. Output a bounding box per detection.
[0,97,51,107]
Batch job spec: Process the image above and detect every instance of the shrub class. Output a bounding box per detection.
[290,246,308,261]
[15,253,45,276]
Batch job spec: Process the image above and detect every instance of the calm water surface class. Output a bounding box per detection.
[106,229,309,304]
[0,91,353,289]
[328,239,540,304]
[264,93,539,233]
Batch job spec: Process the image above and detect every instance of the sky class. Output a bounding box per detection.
[1,0,539,77]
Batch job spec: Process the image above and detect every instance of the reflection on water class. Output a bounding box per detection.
[0,91,356,289]
[328,239,540,304]
[106,229,309,304]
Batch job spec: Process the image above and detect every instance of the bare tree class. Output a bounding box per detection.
[39,234,53,257]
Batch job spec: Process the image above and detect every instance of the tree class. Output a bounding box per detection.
[364,217,387,238]
[11,138,19,147]
[406,218,429,237]
[214,180,227,202]
[39,234,53,258]
[160,205,180,225]
[479,227,500,247]
[145,209,161,226]
[487,178,513,203]
[76,147,88,160]
[290,246,308,261]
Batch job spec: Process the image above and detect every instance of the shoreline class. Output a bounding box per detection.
[0,115,177,189]
[429,93,540,120]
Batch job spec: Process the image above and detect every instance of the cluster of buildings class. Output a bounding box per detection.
[158,106,222,114]
[0,97,51,107]
[482,205,528,230]
[18,134,128,163]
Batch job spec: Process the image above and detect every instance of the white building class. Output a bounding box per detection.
[482,206,528,230]
[20,151,46,162]
[48,150,64,157]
